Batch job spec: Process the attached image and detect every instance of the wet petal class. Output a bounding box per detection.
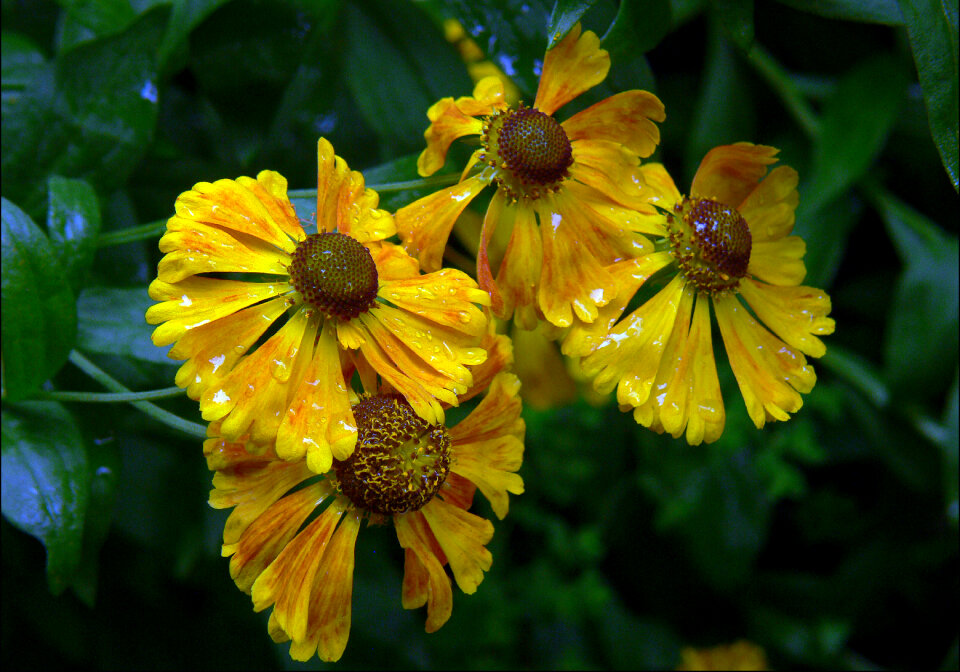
[494,201,542,329]
[316,137,395,241]
[420,498,493,595]
[417,97,485,176]
[690,143,779,208]
[714,293,817,428]
[740,165,799,242]
[563,90,665,158]
[380,267,491,338]
[396,512,454,633]
[749,237,807,286]
[534,23,609,115]
[396,175,489,272]
[638,163,683,215]
[739,278,835,358]
[568,139,647,210]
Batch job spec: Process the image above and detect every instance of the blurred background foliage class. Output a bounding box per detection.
[1,0,957,669]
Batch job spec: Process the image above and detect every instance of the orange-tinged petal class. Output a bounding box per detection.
[562,253,674,358]
[459,75,507,115]
[495,201,541,328]
[174,172,301,254]
[157,217,291,283]
[459,329,515,403]
[476,190,509,317]
[147,277,289,345]
[536,196,616,326]
[380,268,491,338]
[563,90,665,157]
[740,165,799,242]
[396,512,454,633]
[303,507,361,663]
[638,163,682,215]
[511,322,577,409]
[396,175,489,272]
[583,274,686,407]
[417,97,485,176]
[316,137,393,241]
[562,179,659,253]
[534,23,609,115]
[749,237,807,286]
[420,497,493,594]
[277,320,358,473]
[168,296,289,400]
[714,293,817,428]
[690,143,779,208]
[568,139,647,210]
[225,481,332,593]
[739,278,834,358]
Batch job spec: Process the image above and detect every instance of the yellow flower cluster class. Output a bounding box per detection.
[146,20,832,663]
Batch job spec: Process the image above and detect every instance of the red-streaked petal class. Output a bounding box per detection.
[420,497,493,595]
[534,23,609,115]
[396,511,454,633]
[563,90,665,157]
[316,137,395,241]
[739,278,834,358]
[494,201,542,329]
[739,165,799,242]
[690,143,779,208]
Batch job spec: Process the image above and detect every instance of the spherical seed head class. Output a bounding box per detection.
[288,233,378,320]
[668,197,752,294]
[482,105,572,200]
[333,395,452,515]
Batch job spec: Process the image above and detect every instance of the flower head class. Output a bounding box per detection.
[146,138,490,473]
[564,143,835,444]
[396,23,665,330]
[205,357,525,662]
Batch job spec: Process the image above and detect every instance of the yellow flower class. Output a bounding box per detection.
[146,138,490,473]
[677,640,769,671]
[396,23,665,330]
[204,358,525,662]
[565,143,835,444]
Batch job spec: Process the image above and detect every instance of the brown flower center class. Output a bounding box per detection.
[288,233,378,319]
[667,197,752,294]
[481,105,572,201]
[333,395,452,515]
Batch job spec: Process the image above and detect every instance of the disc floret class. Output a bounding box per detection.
[667,197,752,295]
[288,232,379,319]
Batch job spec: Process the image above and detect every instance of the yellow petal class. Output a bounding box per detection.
[714,293,817,428]
[417,97,485,176]
[369,240,421,282]
[396,175,488,272]
[568,140,647,210]
[739,165,799,242]
[420,498,493,594]
[460,75,507,114]
[739,278,834,358]
[534,23,609,115]
[582,274,686,407]
[749,237,808,286]
[494,201,541,328]
[380,267,491,337]
[511,322,577,409]
[638,163,683,215]
[563,90,665,158]
[396,511,454,633]
[459,328,515,403]
[276,320,358,472]
[690,143,780,209]
[316,137,395,241]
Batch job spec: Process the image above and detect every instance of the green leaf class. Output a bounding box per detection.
[942,371,958,525]
[900,0,960,191]
[55,0,137,38]
[712,0,754,51]
[602,0,671,56]
[1,400,90,594]
[1,198,77,401]
[1,6,166,218]
[876,190,959,403]
[0,30,46,92]
[773,0,904,24]
[46,176,102,295]
[69,439,119,606]
[77,286,173,365]
[156,0,234,72]
[547,0,597,48]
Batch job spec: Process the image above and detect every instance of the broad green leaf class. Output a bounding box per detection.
[69,439,119,607]
[0,30,46,92]
[773,0,904,23]
[77,287,173,365]
[46,176,101,295]
[547,0,597,48]
[156,0,234,72]
[55,0,137,38]
[877,190,958,403]
[1,6,165,218]
[1,198,77,401]
[712,0,754,51]
[900,0,960,191]
[1,400,90,594]
[602,0,672,56]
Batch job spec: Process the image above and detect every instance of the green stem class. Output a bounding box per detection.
[68,350,207,439]
[40,386,185,403]
[746,43,821,139]
[97,219,167,247]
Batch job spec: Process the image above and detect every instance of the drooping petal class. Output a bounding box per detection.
[749,237,808,286]
[562,179,660,254]
[563,90,665,158]
[690,143,779,208]
[714,293,817,428]
[534,23,609,115]
[420,497,493,595]
[568,139,647,210]
[458,75,507,115]
[396,175,489,272]
[380,267,491,338]
[739,165,799,242]
[494,200,542,329]
[417,98,485,176]
[395,511,454,633]
[276,319,358,473]
[476,190,509,317]
[739,278,835,358]
[582,274,686,407]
